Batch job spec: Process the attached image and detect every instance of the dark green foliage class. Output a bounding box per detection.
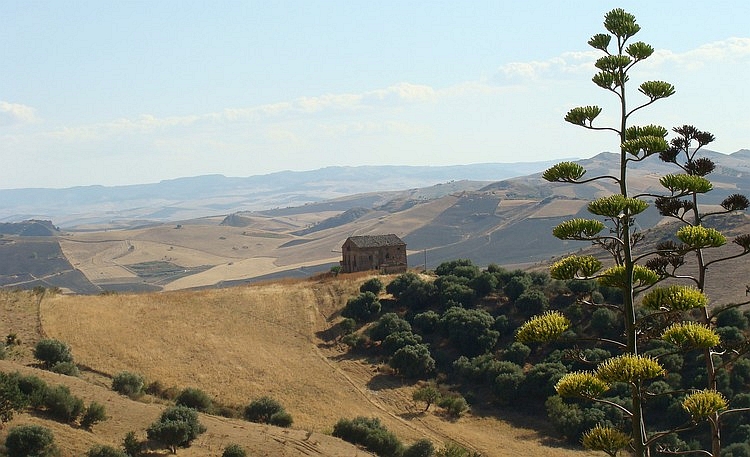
[412,385,441,411]
[33,338,73,368]
[15,373,47,408]
[244,396,292,426]
[341,333,368,350]
[382,331,422,355]
[440,306,499,356]
[332,416,404,457]
[112,371,144,397]
[500,342,531,365]
[589,308,621,335]
[722,443,750,457]
[435,441,481,457]
[342,291,382,322]
[731,357,750,390]
[438,395,469,417]
[81,401,107,429]
[86,445,127,457]
[222,443,247,457]
[386,273,436,309]
[360,277,384,295]
[520,362,568,402]
[413,311,440,334]
[368,313,411,341]
[175,387,212,412]
[717,326,746,348]
[5,425,57,457]
[717,308,749,330]
[50,361,79,376]
[434,259,479,279]
[404,439,435,457]
[123,431,141,457]
[469,272,498,297]
[339,317,357,336]
[147,405,206,453]
[390,344,435,379]
[434,275,475,307]
[529,271,550,286]
[0,372,27,425]
[503,274,532,301]
[43,384,84,422]
[492,362,525,401]
[514,289,548,317]
[545,395,613,444]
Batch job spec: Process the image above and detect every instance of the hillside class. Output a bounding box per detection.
[0,279,592,457]
[2,150,750,293]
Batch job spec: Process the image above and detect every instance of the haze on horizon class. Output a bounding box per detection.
[1,1,749,190]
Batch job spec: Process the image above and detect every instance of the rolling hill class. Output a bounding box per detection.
[1,150,750,294]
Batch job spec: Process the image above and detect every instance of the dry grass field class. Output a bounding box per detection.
[0,277,595,457]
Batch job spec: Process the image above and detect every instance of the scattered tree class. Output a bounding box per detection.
[146,405,206,454]
[222,443,247,457]
[244,396,292,427]
[412,384,441,411]
[112,371,144,397]
[5,425,57,457]
[86,445,127,457]
[175,387,212,412]
[33,339,73,368]
[81,401,108,429]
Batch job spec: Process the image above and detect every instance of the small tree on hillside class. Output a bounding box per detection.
[146,405,206,454]
[5,425,57,457]
[33,339,73,369]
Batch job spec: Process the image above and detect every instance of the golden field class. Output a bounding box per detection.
[0,276,594,456]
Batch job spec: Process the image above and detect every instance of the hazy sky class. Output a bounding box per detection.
[2,1,749,189]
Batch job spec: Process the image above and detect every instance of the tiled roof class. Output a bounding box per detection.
[346,234,405,248]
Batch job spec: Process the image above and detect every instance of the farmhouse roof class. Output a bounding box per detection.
[345,234,405,248]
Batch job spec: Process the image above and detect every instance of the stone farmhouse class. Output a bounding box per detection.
[340,234,407,274]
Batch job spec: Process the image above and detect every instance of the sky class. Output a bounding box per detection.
[1,1,749,190]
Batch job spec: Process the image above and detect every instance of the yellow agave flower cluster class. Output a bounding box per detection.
[555,354,665,398]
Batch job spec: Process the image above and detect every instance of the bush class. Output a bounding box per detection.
[382,331,422,355]
[50,361,79,376]
[175,387,212,412]
[269,410,294,427]
[404,438,435,457]
[147,405,206,453]
[413,311,440,334]
[332,416,404,457]
[244,396,292,426]
[222,443,247,457]
[5,425,57,457]
[33,339,73,368]
[81,401,108,429]
[0,372,27,425]
[389,344,435,379]
[360,278,384,295]
[86,445,127,457]
[123,431,141,457]
[368,313,411,341]
[514,289,549,316]
[412,385,441,411]
[440,306,499,356]
[438,395,469,418]
[15,373,47,408]
[43,384,84,422]
[112,371,144,397]
[342,292,381,323]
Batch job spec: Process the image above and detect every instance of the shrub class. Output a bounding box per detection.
[175,387,212,412]
[5,425,57,457]
[382,331,422,355]
[222,443,247,457]
[413,311,440,334]
[440,306,499,356]
[146,405,206,453]
[0,372,27,426]
[244,396,292,426]
[50,361,79,376]
[43,384,84,422]
[123,431,141,457]
[368,313,411,341]
[438,395,469,418]
[404,438,435,457]
[81,401,108,429]
[86,445,127,457]
[389,344,435,379]
[269,410,294,427]
[15,373,47,408]
[33,339,73,368]
[412,385,441,411]
[342,292,381,323]
[360,277,384,295]
[514,289,549,316]
[112,371,144,397]
[332,416,404,457]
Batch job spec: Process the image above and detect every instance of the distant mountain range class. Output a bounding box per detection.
[2,149,750,294]
[0,160,566,228]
